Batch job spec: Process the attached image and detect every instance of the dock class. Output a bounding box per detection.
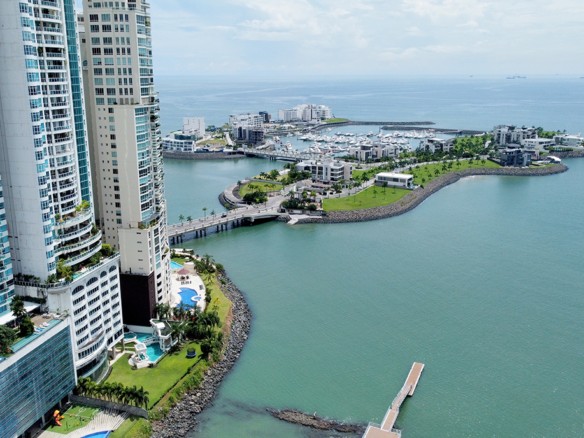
[363,362,425,438]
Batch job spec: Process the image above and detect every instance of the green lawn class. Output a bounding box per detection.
[106,273,232,410]
[45,405,98,434]
[323,185,410,211]
[406,159,500,185]
[109,417,151,438]
[239,181,283,196]
[325,118,349,123]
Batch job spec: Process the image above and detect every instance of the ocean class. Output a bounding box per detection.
[159,76,584,437]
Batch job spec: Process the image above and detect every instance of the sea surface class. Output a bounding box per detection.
[159,77,584,437]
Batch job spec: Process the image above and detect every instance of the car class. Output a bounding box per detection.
[221,212,227,218]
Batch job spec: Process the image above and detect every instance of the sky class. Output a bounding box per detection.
[71,0,573,78]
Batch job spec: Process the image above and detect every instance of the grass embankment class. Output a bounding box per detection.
[323,186,410,211]
[324,159,501,211]
[106,270,232,437]
[45,405,98,434]
[406,159,500,185]
[325,118,349,123]
[239,181,283,196]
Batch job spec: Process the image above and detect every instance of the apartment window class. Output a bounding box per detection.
[94,78,103,85]
[104,47,113,55]
[96,97,105,105]
[90,25,99,33]
[95,88,104,95]
[102,25,112,32]
[103,37,112,45]
[101,14,111,22]
[91,37,100,45]
[89,14,99,22]
[105,68,114,75]
[94,68,103,75]
[106,88,115,96]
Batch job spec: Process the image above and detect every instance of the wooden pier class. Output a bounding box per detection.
[363,362,425,438]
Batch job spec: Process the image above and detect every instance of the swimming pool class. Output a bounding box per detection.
[82,432,110,438]
[146,343,164,362]
[177,287,201,308]
[170,260,183,270]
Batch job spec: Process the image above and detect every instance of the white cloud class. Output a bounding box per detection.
[149,0,584,77]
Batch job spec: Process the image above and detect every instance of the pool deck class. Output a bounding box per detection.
[170,263,206,311]
[38,409,127,438]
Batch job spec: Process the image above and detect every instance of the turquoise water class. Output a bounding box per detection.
[177,160,584,437]
[170,260,183,270]
[81,432,110,438]
[158,78,584,436]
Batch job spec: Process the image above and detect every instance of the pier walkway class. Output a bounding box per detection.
[363,362,425,438]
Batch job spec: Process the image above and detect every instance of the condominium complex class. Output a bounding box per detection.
[80,0,171,325]
[278,104,332,123]
[0,0,123,383]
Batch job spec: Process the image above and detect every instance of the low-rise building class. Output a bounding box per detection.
[419,137,453,154]
[553,134,584,149]
[229,113,265,145]
[521,138,554,157]
[162,118,206,152]
[493,125,537,146]
[499,148,531,167]
[296,159,352,183]
[375,172,414,189]
[349,144,400,162]
[278,104,332,123]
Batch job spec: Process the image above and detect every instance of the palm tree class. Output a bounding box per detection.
[178,214,185,224]
[186,215,192,223]
[202,207,207,219]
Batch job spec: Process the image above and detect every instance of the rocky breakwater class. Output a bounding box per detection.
[294,164,568,225]
[268,408,366,434]
[151,273,252,438]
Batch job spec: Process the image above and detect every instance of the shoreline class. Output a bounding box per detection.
[151,164,567,437]
[150,272,252,438]
[285,164,568,224]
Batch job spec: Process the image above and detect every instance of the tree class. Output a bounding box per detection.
[179,214,185,224]
[269,169,280,180]
[186,215,192,223]
[202,207,207,219]
[0,325,17,354]
[10,296,33,337]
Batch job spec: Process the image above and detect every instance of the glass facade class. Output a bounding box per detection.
[0,321,75,437]
[64,0,92,202]
[0,176,14,316]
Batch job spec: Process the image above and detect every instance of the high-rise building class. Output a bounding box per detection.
[0,177,15,317]
[80,0,171,326]
[0,0,123,380]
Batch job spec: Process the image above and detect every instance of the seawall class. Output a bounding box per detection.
[150,272,252,437]
[290,164,568,225]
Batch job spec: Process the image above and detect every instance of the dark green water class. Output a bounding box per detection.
[163,159,584,437]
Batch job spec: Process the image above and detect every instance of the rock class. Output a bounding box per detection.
[150,272,253,437]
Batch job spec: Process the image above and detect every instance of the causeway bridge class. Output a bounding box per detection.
[363,362,425,438]
[167,206,283,244]
[243,148,321,162]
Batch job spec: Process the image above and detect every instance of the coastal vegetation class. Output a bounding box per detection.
[324,118,349,124]
[323,185,410,211]
[405,158,500,185]
[95,254,232,436]
[238,181,283,197]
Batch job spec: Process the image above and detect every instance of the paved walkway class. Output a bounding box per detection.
[38,409,128,438]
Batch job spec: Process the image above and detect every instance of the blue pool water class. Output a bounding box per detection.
[178,287,200,308]
[170,260,183,270]
[82,432,110,438]
[145,343,164,362]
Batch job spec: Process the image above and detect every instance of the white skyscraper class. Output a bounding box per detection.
[80,0,171,326]
[0,0,123,380]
